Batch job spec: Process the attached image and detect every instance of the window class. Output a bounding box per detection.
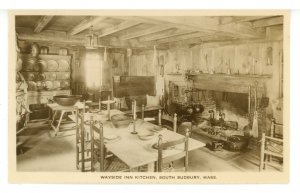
[85,50,102,89]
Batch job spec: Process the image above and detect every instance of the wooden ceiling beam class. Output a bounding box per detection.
[119,25,172,40]
[33,16,54,33]
[68,16,107,36]
[252,16,283,28]
[136,16,265,38]
[97,20,141,38]
[149,31,211,44]
[17,27,85,46]
[139,28,194,42]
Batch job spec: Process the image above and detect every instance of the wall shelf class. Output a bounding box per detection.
[167,72,272,94]
[167,72,272,79]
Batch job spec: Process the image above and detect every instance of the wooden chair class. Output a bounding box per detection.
[75,102,91,172]
[156,128,189,172]
[89,116,129,172]
[260,119,283,171]
[159,113,177,133]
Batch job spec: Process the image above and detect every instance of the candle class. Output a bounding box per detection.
[158,109,162,126]
[131,101,134,118]
[133,100,137,120]
[141,104,145,120]
[99,97,101,111]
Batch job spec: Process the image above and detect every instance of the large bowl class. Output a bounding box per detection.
[53,95,81,106]
[111,114,132,128]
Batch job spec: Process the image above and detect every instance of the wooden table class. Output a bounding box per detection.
[69,110,205,172]
[47,102,85,136]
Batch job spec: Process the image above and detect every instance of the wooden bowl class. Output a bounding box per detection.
[138,132,155,141]
[111,114,132,128]
[53,95,81,106]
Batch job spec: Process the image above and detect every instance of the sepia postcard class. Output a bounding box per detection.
[8,9,290,184]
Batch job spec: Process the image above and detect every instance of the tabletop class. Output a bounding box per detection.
[47,101,85,111]
[69,110,205,169]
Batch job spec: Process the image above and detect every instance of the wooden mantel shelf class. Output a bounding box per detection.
[167,72,272,94]
[167,72,272,79]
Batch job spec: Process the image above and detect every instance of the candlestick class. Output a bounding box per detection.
[130,120,138,134]
[107,95,110,121]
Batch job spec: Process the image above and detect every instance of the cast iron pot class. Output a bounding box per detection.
[53,95,81,106]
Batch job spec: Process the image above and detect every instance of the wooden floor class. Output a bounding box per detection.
[16,122,279,172]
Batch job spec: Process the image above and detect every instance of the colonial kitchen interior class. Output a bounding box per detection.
[15,15,284,172]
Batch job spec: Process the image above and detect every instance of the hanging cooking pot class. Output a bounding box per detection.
[31,43,39,57]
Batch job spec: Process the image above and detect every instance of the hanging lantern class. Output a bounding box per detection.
[85,26,98,49]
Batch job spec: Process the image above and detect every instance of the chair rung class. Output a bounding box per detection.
[77,150,91,154]
[263,161,283,169]
[265,136,283,142]
[263,150,283,158]
[78,158,92,162]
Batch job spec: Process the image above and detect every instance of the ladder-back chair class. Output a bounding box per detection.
[260,119,283,171]
[156,128,189,172]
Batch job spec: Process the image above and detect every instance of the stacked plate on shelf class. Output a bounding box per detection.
[47,60,58,71]
[57,59,70,71]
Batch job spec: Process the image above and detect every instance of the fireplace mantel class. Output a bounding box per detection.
[167,73,272,94]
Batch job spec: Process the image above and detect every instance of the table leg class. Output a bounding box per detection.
[51,110,57,125]
[147,162,155,172]
[51,110,65,136]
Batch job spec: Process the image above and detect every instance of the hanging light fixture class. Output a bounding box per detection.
[104,47,107,62]
[85,25,98,49]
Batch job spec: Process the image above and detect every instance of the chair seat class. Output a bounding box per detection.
[93,156,129,172]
